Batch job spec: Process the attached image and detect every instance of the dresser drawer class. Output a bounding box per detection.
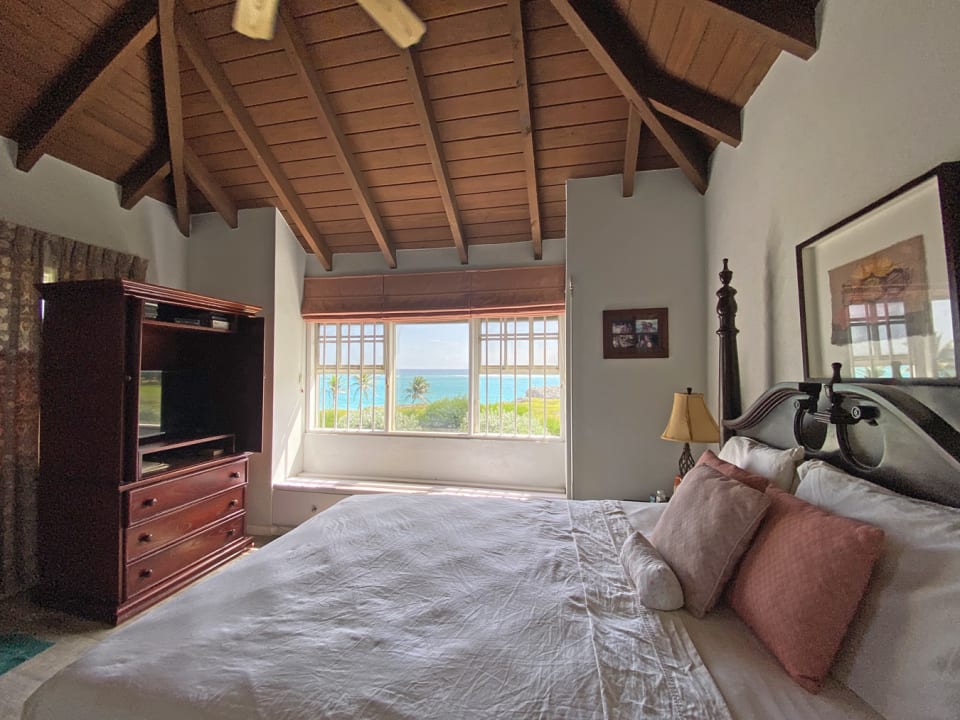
[127,458,246,525]
[124,487,245,562]
[125,515,245,599]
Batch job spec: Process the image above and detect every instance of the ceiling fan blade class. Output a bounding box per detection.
[232,0,280,40]
[357,0,426,48]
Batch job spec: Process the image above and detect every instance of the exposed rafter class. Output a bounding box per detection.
[158,0,189,237]
[622,106,642,198]
[548,0,709,193]
[14,2,158,172]
[175,5,333,270]
[275,3,397,269]
[691,0,818,60]
[508,0,542,260]
[184,145,238,229]
[119,145,170,210]
[399,46,467,264]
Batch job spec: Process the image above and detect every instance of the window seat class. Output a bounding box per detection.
[271,475,565,531]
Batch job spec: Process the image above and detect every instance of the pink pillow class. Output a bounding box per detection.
[695,449,769,493]
[726,487,885,693]
[650,465,770,618]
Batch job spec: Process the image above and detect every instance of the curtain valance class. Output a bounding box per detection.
[302,265,566,321]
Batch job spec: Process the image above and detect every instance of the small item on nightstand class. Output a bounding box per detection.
[648,489,669,503]
[674,475,683,490]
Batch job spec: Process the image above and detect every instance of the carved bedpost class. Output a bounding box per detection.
[716,258,742,444]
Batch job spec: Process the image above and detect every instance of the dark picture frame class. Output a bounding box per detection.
[603,308,668,359]
[797,162,960,383]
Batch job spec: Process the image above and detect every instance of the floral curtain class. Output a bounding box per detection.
[0,220,148,598]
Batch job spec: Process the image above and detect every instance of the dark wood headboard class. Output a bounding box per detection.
[723,378,960,509]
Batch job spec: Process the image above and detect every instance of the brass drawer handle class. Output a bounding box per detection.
[143,497,158,507]
[228,499,239,508]
[140,568,153,578]
[139,533,153,543]
[229,471,241,479]
[226,528,237,538]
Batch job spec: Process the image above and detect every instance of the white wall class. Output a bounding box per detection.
[300,239,567,492]
[186,208,278,529]
[305,237,565,276]
[566,170,706,501]
[705,0,960,408]
[272,214,306,485]
[0,135,188,288]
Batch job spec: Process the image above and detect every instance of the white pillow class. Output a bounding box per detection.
[619,531,684,611]
[796,460,960,720]
[718,436,804,492]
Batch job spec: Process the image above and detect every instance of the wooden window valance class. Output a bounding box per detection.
[301,265,566,321]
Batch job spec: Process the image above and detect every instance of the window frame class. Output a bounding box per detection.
[307,316,565,441]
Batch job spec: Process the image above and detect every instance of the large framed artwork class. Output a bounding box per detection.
[602,308,668,359]
[797,162,960,382]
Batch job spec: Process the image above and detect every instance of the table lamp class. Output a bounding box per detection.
[661,387,720,478]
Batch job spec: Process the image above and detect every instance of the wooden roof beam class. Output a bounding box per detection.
[508,0,542,260]
[276,4,397,269]
[622,106,642,197]
[549,0,709,193]
[400,46,467,264]
[119,145,170,210]
[14,2,158,173]
[159,0,189,237]
[690,0,818,60]
[185,145,238,229]
[175,5,333,270]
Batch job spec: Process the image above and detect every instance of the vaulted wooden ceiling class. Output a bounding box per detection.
[0,0,818,270]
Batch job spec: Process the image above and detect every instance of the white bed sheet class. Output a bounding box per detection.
[621,502,884,720]
[25,496,730,720]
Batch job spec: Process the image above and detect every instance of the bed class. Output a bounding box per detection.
[22,262,960,719]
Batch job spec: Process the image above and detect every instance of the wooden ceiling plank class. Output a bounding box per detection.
[689,0,818,60]
[548,0,709,193]
[508,0,542,259]
[119,145,171,210]
[14,2,158,172]
[159,0,190,236]
[184,144,239,228]
[622,105,641,197]
[400,46,468,264]
[175,4,333,270]
[276,4,396,268]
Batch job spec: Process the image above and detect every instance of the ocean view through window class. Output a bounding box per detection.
[310,317,563,439]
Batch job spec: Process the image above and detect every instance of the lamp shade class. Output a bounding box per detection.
[661,389,720,443]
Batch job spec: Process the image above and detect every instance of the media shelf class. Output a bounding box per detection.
[138,434,237,479]
[36,279,264,624]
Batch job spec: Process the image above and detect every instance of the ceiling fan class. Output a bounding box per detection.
[232,0,426,48]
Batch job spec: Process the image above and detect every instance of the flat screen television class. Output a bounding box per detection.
[138,370,165,441]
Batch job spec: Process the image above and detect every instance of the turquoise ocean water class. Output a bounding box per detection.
[318,370,560,410]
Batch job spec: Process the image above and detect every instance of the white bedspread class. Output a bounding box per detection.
[24,496,730,720]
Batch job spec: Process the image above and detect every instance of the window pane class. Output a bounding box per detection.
[313,322,385,431]
[477,315,562,438]
[394,322,469,434]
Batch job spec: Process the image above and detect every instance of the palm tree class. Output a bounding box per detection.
[326,375,342,428]
[352,373,373,402]
[352,373,373,427]
[404,375,430,404]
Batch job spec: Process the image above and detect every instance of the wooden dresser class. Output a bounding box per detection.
[36,280,264,624]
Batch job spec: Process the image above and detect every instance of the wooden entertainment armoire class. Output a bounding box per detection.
[36,280,264,624]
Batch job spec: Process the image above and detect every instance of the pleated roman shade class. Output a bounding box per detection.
[302,265,565,321]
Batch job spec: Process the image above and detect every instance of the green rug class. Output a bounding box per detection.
[0,633,53,675]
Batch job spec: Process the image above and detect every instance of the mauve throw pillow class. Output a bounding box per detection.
[726,487,885,693]
[695,449,769,493]
[649,465,771,618]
